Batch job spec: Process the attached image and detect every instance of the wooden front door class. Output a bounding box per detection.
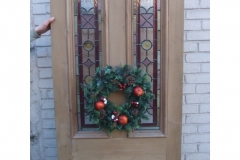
[51,0,183,160]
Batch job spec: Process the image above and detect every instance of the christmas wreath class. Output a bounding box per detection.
[82,65,154,134]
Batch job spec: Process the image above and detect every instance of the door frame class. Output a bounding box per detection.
[50,0,184,159]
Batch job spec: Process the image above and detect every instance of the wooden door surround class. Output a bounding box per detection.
[50,0,183,159]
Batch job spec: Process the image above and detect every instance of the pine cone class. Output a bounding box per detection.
[101,70,105,76]
[99,109,106,119]
[110,79,117,84]
[126,75,135,85]
[132,108,139,116]
[99,109,105,115]
[99,114,105,119]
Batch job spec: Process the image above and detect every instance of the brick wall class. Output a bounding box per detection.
[182,0,210,160]
[30,0,210,159]
[30,0,57,160]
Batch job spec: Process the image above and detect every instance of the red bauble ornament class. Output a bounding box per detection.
[133,86,144,97]
[118,115,128,125]
[95,101,105,110]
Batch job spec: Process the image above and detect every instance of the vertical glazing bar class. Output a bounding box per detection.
[78,1,85,129]
[94,0,99,67]
[153,0,158,124]
[136,0,141,68]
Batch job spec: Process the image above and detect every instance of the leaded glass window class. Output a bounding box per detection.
[75,0,161,130]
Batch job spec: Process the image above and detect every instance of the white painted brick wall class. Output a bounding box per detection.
[185,10,210,19]
[46,157,58,160]
[185,53,210,62]
[39,68,53,79]
[186,94,210,103]
[186,114,210,123]
[40,100,54,109]
[40,89,55,99]
[46,148,58,157]
[198,124,210,133]
[196,84,210,93]
[198,143,210,152]
[43,129,57,139]
[182,104,198,113]
[186,153,209,160]
[184,42,198,52]
[184,63,201,73]
[182,144,198,153]
[184,0,199,9]
[30,0,210,160]
[183,134,210,143]
[183,0,210,159]
[43,119,56,129]
[182,125,198,134]
[202,20,210,30]
[36,36,52,46]
[199,104,210,113]
[41,110,55,119]
[33,4,49,14]
[31,1,57,160]
[32,0,50,3]
[184,20,201,30]
[36,47,52,57]
[39,79,53,88]
[34,15,51,26]
[199,42,210,52]
[186,31,210,40]
[201,63,210,72]
[200,0,210,8]
[37,58,52,67]
[43,139,57,147]
[185,74,210,83]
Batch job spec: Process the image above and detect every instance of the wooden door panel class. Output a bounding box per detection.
[102,0,133,66]
[72,138,166,160]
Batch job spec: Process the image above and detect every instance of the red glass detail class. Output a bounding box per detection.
[77,1,85,129]
[94,0,99,67]
[136,2,141,68]
[152,0,158,125]
[142,57,153,66]
[83,58,95,68]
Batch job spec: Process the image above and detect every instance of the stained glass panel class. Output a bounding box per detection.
[75,0,101,130]
[134,0,161,128]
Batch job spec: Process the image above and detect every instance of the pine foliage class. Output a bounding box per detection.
[82,65,155,134]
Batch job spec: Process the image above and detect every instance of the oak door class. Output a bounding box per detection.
[51,0,183,160]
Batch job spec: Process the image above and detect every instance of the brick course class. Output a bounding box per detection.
[186,114,210,124]
[185,9,210,19]
[186,153,210,160]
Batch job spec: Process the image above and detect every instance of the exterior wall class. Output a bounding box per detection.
[30,0,57,160]
[182,0,210,160]
[30,0,210,160]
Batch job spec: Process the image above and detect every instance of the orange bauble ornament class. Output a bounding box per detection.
[133,86,144,97]
[118,115,128,125]
[95,101,105,110]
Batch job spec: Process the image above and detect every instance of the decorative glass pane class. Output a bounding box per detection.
[134,0,160,128]
[75,0,101,130]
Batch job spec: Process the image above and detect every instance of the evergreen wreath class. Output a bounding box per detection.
[82,65,154,134]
